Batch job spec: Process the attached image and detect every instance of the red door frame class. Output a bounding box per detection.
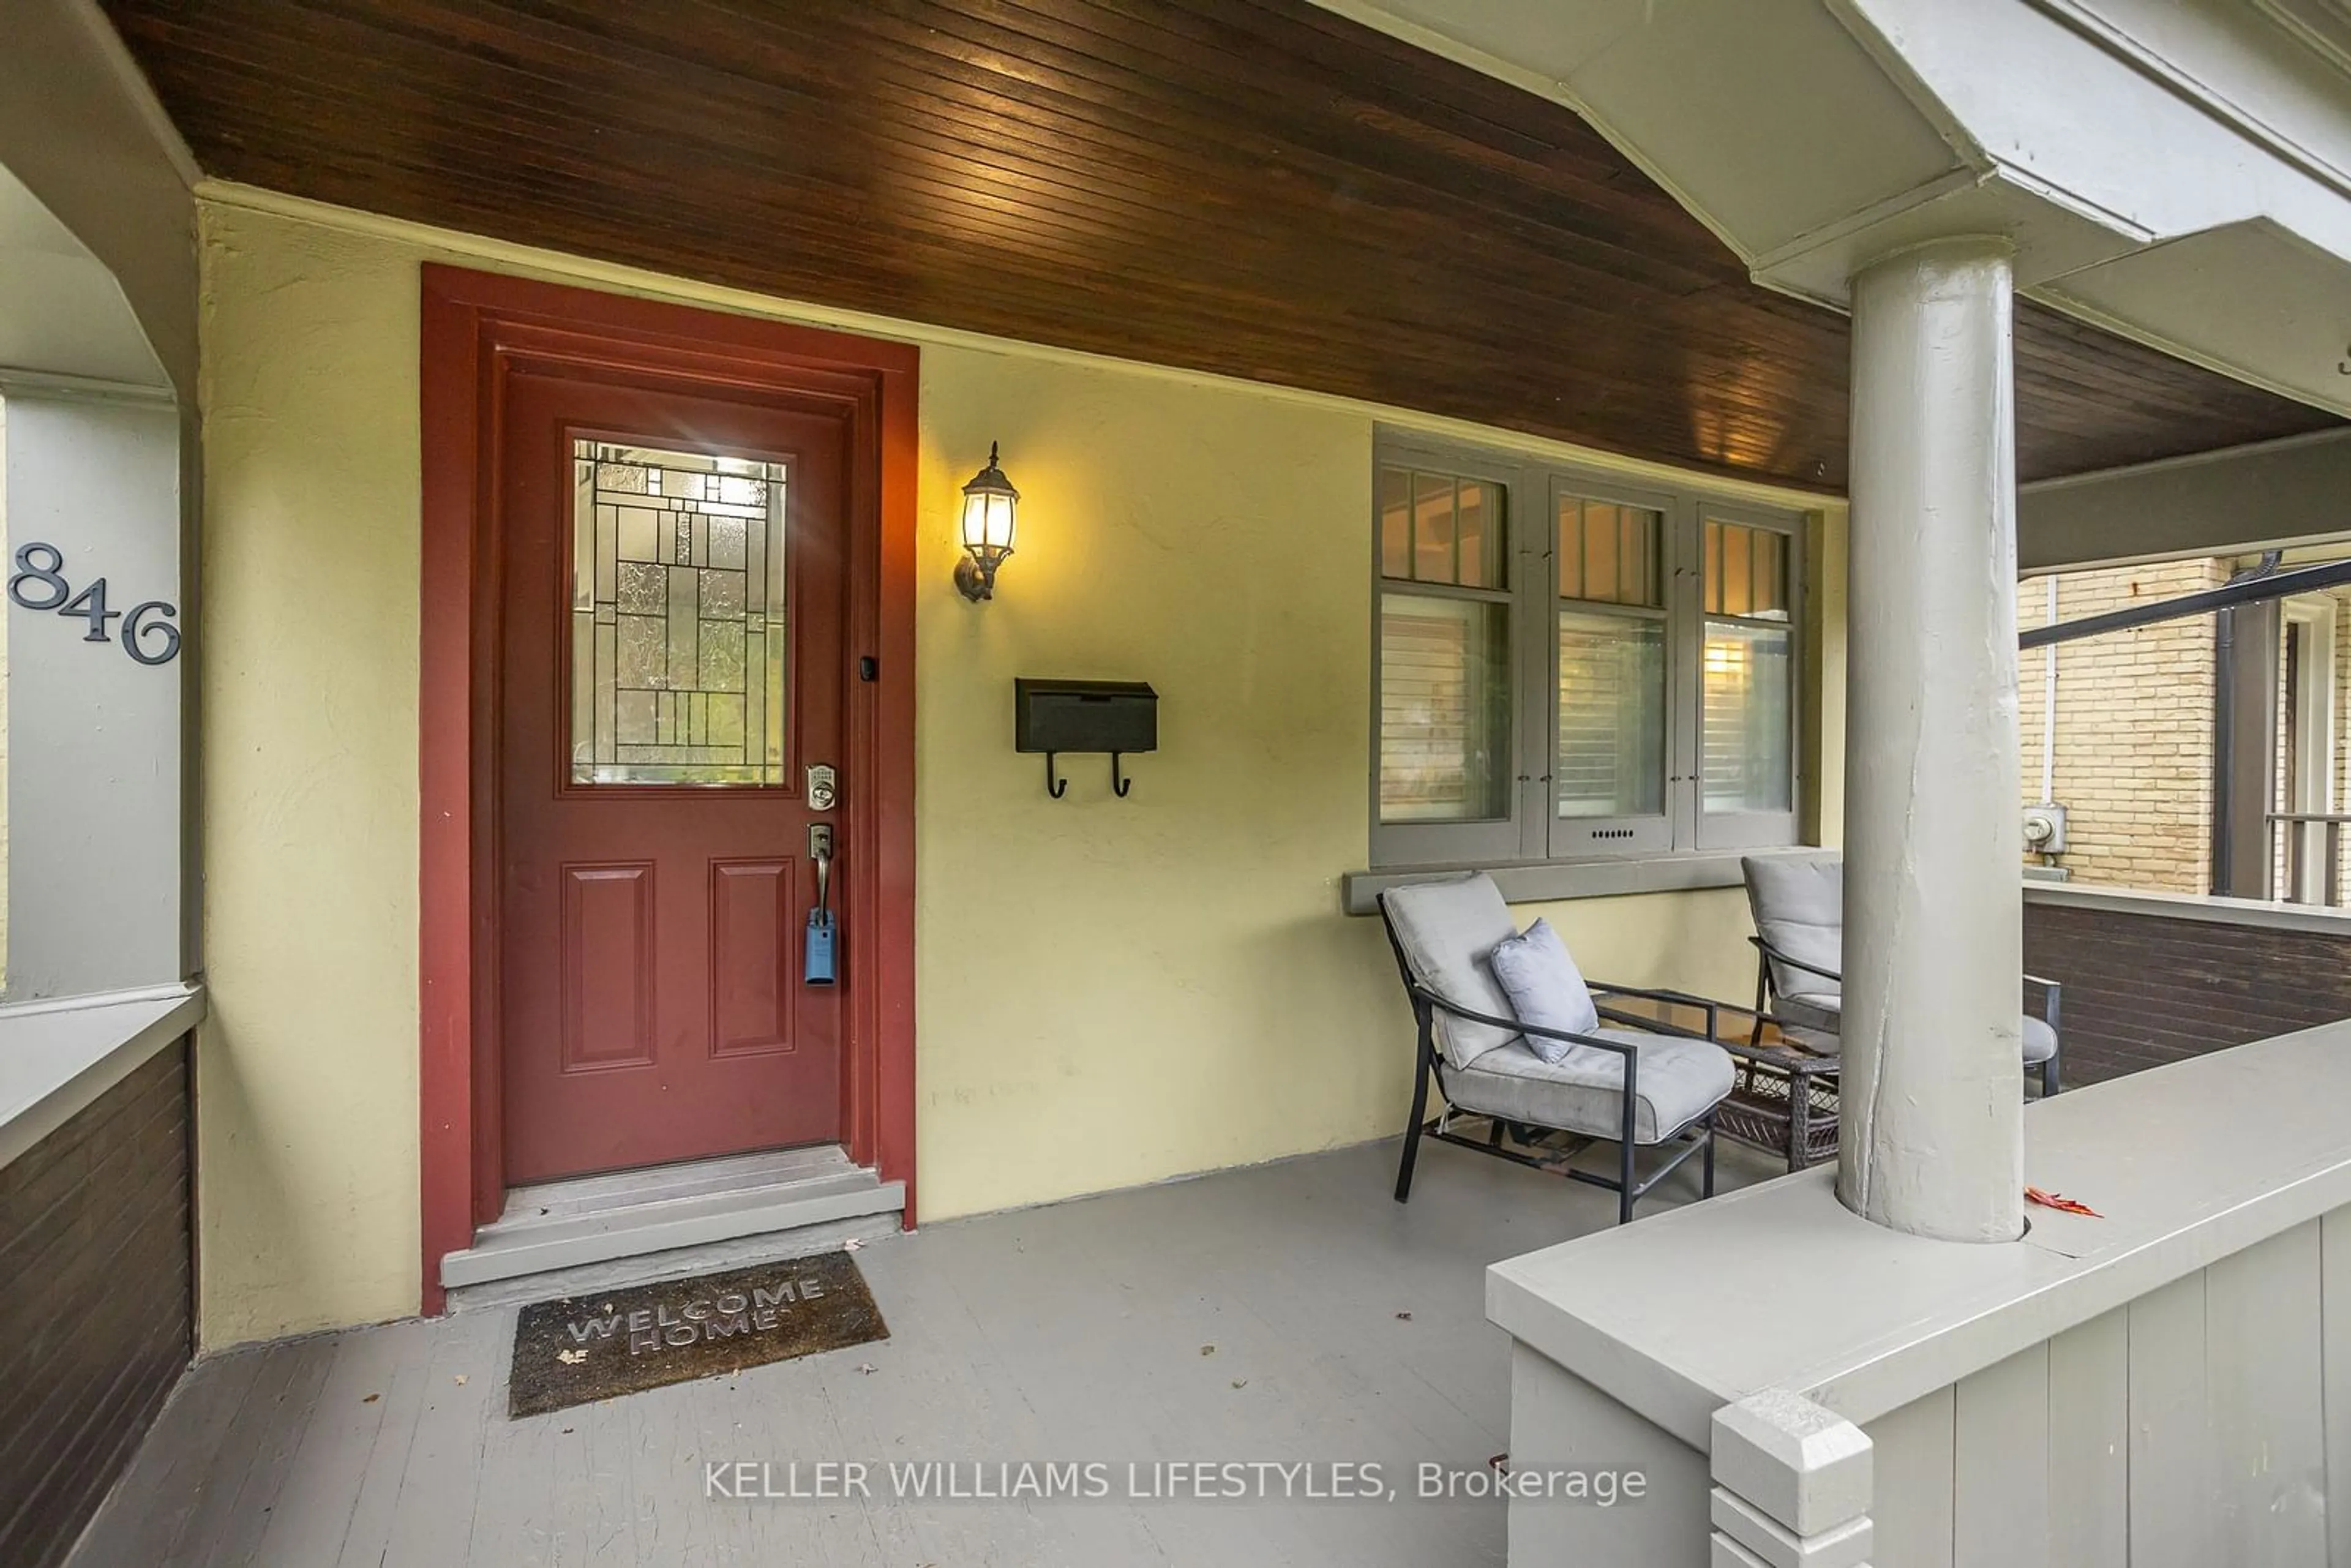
[418,264,917,1316]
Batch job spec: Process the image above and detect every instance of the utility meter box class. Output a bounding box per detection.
[2023,803,2069,855]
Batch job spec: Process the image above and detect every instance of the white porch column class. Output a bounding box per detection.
[1839,238,2025,1244]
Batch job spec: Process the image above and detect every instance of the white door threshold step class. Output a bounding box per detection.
[441,1144,903,1294]
[444,1210,903,1313]
[503,1144,857,1221]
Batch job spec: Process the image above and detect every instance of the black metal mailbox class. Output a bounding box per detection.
[1015,678,1158,754]
[1014,678,1157,797]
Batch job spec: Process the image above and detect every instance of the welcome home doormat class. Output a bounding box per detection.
[508,1251,888,1418]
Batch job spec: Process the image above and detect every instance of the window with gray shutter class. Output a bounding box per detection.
[1370,432,1804,869]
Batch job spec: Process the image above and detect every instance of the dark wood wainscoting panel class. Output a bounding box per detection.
[2024,903,2351,1088]
[102,0,2338,490]
[0,1041,192,1568]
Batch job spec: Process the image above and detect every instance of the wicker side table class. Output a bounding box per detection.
[1715,1036,1840,1172]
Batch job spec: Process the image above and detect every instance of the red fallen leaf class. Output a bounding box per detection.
[2026,1186,2102,1218]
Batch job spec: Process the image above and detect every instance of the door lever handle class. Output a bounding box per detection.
[806,823,837,986]
[809,822,835,917]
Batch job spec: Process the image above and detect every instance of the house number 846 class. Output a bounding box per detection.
[7,542,181,666]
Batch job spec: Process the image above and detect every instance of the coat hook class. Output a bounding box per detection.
[1112,752,1134,798]
[1045,752,1068,799]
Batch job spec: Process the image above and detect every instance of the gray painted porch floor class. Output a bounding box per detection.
[72,1136,1777,1567]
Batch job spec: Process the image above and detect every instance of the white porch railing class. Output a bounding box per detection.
[2272,811,2351,907]
[1489,1019,2351,1567]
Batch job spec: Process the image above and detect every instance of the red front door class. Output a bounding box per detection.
[498,368,848,1183]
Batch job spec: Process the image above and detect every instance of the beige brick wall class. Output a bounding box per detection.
[2020,558,2227,893]
[2022,552,2351,898]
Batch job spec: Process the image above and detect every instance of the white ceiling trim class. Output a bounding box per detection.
[2254,0,2351,83]
[2029,0,2351,201]
[69,0,200,190]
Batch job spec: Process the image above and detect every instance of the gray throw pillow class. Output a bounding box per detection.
[1488,918,1602,1065]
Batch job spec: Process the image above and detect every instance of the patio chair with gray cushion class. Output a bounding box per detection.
[1742,852,2063,1097]
[1378,873,1736,1225]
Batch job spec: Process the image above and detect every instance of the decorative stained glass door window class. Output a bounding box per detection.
[570,440,789,785]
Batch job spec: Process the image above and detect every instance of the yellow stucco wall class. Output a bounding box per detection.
[199,206,428,1341]
[194,188,1845,1348]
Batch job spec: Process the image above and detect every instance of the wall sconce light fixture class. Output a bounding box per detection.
[955,442,1019,601]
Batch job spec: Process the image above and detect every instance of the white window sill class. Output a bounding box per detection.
[0,981,207,1172]
[1341,847,1821,915]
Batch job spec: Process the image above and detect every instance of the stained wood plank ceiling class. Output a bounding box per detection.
[107,0,2338,490]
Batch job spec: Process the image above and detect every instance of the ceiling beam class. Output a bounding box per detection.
[2018,427,2351,572]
